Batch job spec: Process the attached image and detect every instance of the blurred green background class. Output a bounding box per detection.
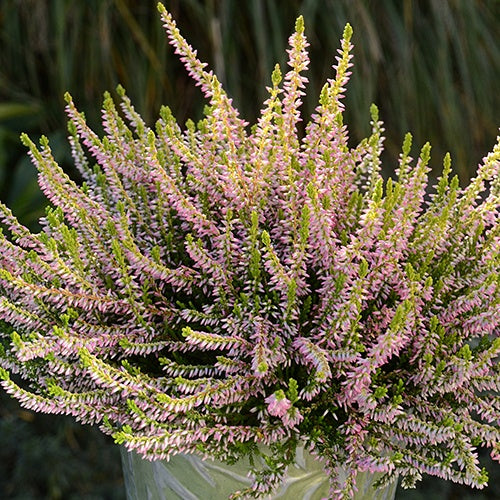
[0,0,498,498]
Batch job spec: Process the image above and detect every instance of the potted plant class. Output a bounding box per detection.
[0,3,498,499]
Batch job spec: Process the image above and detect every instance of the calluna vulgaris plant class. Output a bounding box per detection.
[0,4,498,499]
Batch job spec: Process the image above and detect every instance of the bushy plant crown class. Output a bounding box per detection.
[0,4,498,498]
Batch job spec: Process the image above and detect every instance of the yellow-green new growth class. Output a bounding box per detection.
[295,15,305,34]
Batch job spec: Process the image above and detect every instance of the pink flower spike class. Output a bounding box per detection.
[265,390,292,418]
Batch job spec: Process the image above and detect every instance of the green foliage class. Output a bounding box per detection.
[0,1,498,498]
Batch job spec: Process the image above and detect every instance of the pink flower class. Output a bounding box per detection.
[282,407,304,428]
[265,390,292,418]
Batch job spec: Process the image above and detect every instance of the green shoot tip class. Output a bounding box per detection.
[443,152,451,170]
[295,15,305,34]
[420,142,432,163]
[116,84,126,97]
[0,367,9,381]
[19,132,30,146]
[402,132,413,156]
[181,326,193,337]
[271,64,282,86]
[343,23,353,42]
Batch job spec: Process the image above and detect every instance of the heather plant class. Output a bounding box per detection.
[0,3,499,499]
